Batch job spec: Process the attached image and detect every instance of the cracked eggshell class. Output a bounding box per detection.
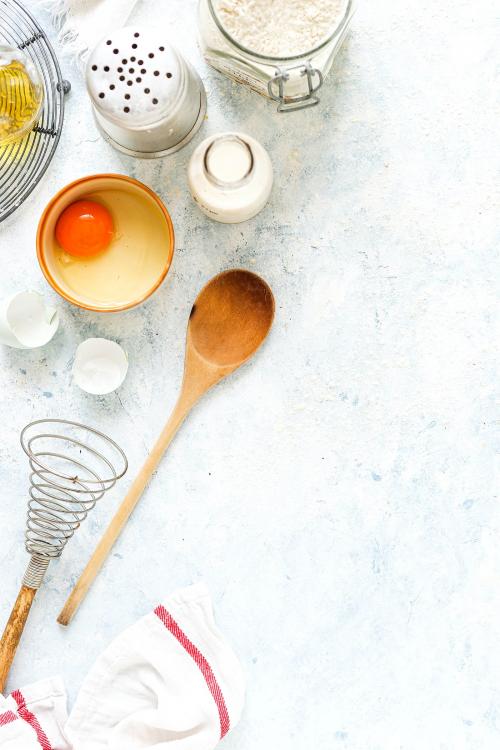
[72,338,128,395]
[0,291,59,348]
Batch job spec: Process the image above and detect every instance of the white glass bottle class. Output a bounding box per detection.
[188,132,273,223]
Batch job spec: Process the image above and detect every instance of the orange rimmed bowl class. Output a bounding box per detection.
[37,174,175,312]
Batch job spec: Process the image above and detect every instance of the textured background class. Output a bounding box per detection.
[0,0,499,748]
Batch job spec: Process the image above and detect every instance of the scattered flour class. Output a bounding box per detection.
[213,0,348,58]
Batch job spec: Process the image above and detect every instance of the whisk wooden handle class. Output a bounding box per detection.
[0,585,37,694]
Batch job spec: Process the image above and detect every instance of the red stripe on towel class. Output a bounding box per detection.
[154,604,230,739]
[11,690,52,749]
[0,710,17,727]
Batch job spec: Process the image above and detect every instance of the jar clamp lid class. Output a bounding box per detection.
[199,0,355,112]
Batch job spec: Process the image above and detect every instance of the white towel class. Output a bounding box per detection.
[38,0,139,62]
[0,676,69,749]
[0,585,245,750]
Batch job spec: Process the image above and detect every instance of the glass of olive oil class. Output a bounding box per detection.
[0,44,43,146]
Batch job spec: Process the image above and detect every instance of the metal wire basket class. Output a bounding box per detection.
[0,0,69,222]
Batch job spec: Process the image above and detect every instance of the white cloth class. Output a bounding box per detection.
[38,0,139,62]
[0,585,245,750]
[0,676,69,749]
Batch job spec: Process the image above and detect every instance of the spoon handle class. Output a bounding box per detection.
[57,394,193,627]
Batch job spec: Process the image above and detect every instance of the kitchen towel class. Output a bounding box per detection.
[0,584,245,749]
[39,0,139,62]
[0,676,70,749]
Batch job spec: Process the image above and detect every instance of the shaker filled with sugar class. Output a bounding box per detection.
[86,27,206,157]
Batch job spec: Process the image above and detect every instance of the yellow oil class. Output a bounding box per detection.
[0,58,43,146]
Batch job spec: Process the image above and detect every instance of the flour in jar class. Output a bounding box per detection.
[213,0,348,58]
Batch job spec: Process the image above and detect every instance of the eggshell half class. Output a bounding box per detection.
[0,291,59,348]
[72,338,128,395]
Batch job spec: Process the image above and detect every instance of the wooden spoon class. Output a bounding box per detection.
[58,269,275,626]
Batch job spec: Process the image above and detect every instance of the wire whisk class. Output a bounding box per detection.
[0,419,127,692]
[21,419,127,578]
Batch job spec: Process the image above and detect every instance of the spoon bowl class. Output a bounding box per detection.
[188,269,275,367]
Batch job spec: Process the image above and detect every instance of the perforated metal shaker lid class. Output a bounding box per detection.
[86,27,184,128]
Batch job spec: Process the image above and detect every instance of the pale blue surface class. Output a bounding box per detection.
[0,0,499,748]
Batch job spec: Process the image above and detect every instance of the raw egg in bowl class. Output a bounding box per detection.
[37,174,174,312]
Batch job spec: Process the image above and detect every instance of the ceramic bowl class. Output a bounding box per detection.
[37,173,174,312]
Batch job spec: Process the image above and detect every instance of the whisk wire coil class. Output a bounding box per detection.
[20,419,127,587]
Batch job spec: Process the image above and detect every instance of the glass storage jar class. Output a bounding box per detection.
[198,0,355,112]
[0,44,44,145]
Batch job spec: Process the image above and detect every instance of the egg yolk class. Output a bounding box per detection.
[55,200,114,257]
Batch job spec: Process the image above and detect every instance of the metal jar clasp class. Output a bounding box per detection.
[267,62,323,112]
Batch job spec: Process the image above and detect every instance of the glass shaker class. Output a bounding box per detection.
[86,27,206,157]
[198,0,355,112]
